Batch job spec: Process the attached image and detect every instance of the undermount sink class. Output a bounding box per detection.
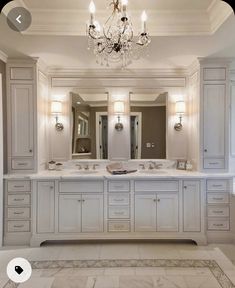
[138,169,168,174]
[71,170,99,175]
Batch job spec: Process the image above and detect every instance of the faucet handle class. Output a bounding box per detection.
[139,164,145,170]
[93,164,99,170]
[76,164,82,170]
[83,164,89,170]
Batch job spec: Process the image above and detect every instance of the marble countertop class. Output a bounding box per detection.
[4,169,235,180]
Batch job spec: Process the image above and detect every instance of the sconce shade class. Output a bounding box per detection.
[175,101,185,115]
[114,101,125,114]
[51,101,62,114]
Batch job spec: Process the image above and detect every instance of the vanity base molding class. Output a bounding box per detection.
[30,233,207,247]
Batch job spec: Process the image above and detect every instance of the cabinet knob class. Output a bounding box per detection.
[204,149,207,152]
[184,186,187,189]
[153,199,156,202]
[29,149,33,153]
[157,199,160,202]
[77,200,81,202]
[82,199,85,202]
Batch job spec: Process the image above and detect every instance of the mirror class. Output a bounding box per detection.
[71,91,108,159]
[130,92,167,159]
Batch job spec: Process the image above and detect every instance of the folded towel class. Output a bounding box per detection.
[106,162,137,175]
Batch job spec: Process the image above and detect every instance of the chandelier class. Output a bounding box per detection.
[87,0,151,68]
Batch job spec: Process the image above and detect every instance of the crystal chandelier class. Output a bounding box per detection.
[87,0,151,68]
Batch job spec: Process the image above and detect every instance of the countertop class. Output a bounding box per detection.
[4,169,235,180]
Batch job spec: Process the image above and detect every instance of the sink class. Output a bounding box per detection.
[71,170,99,175]
[138,170,168,174]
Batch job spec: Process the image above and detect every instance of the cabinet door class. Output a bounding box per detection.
[11,84,34,157]
[37,182,55,233]
[59,195,82,233]
[203,84,225,159]
[82,194,103,233]
[156,193,178,232]
[183,181,201,232]
[135,194,156,232]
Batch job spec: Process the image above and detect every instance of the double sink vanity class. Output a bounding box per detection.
[3,161,233,247]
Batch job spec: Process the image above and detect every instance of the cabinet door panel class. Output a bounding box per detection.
[37,182,54,233]
[203,84,225,158]
[11,84,34,157]
[135,194,156,232]
[59,195,81,233]
[183,181,201,232]
[157,193,178,232]
[82,194,103,232]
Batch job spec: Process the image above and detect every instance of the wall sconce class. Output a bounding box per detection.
[174,100,185,131]
[51,101,64,131]
[114,101,124,131]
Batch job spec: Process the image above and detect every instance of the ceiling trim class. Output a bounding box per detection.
[19,1,233,36]
[0,50,8,63]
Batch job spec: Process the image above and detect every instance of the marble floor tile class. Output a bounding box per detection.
[165,267,211,276]
[18,277,54,288]
[104,267,135,276]
[183,275,221,288]
[119,276,154,288]
[135,267,166,276]
[138,244,181,259]
[27,247,62,261]
[91,276,119,288]
[52,276,88,288]
[59,244,101,260]
[152,275,187,288]
[0,278,9,288]
[99,244,139,260]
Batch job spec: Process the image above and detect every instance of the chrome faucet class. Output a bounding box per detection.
[139,164,145,170]
[76,164,82,170]
[148,161,163,170]
[83,164,89,170]
[93,164,99,170]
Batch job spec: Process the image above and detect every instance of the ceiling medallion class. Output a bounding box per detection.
[87,0,151,68]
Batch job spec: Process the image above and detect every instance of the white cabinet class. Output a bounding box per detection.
[135,194,156,232]
[157,193,178,232]
[82,194,103,232]
[135,193,178,232]
[183,181,201,232]
[10,84,34,158]
[36,182,55,234]
[203,84,225,162]
[59,195,81,233]
[59,194,103,233]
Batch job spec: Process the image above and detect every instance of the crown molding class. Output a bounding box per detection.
[21,6,229,37]
[0,50,8,63]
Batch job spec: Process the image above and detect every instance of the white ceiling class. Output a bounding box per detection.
[0,0,235,70]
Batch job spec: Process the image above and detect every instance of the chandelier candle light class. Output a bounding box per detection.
[87,0,151,68]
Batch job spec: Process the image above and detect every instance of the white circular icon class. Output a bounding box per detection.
[7,257,32,284]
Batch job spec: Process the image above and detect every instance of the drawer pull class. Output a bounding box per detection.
[209,162,219,165]
[213,185,223,188]
[13,185,25,188]
[114,225,124,229]
[13,225,24,228]
[13,198,25,201]
[212,197,223,200]
[18,163,28,166]
[213,224,224,227]
[114,185,124,189]
[212,210,223,214]
[14,212,24,215]
[113,199,125,202]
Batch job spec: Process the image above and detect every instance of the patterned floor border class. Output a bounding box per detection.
[3,259,235,288]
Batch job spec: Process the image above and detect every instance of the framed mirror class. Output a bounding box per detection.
[130,92,167,159]
[71,91,108,159]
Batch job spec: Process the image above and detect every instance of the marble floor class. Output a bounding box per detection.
[1,242,235,288]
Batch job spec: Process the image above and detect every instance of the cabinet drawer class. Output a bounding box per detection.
[204,159,225,169]
[8,194,30,206]
[207,206,229,217]
[7,220,30,232]
[12,159,34,170]
[109,193,130,205]
[207,219,229,231]
[135,181,178,192]
[108,181,130,192]
[109,206,130,219]
[207,193,229,204]
[7,207,30,219]
[108,221,130,232]
[59,181,103,193]
[7,180,31,192]
[10,67,34,80]
[207,180,228,191]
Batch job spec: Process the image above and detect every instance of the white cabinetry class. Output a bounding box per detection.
[200,64,229,171]
[183,181,201,232]
[36,181,55,234]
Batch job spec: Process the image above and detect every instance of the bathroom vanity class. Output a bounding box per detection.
[3,170,233,247]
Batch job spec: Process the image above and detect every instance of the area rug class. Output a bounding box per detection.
[3,259,235,288]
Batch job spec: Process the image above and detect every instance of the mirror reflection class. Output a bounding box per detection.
[130,92,167,159]
[71,92,108,159]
